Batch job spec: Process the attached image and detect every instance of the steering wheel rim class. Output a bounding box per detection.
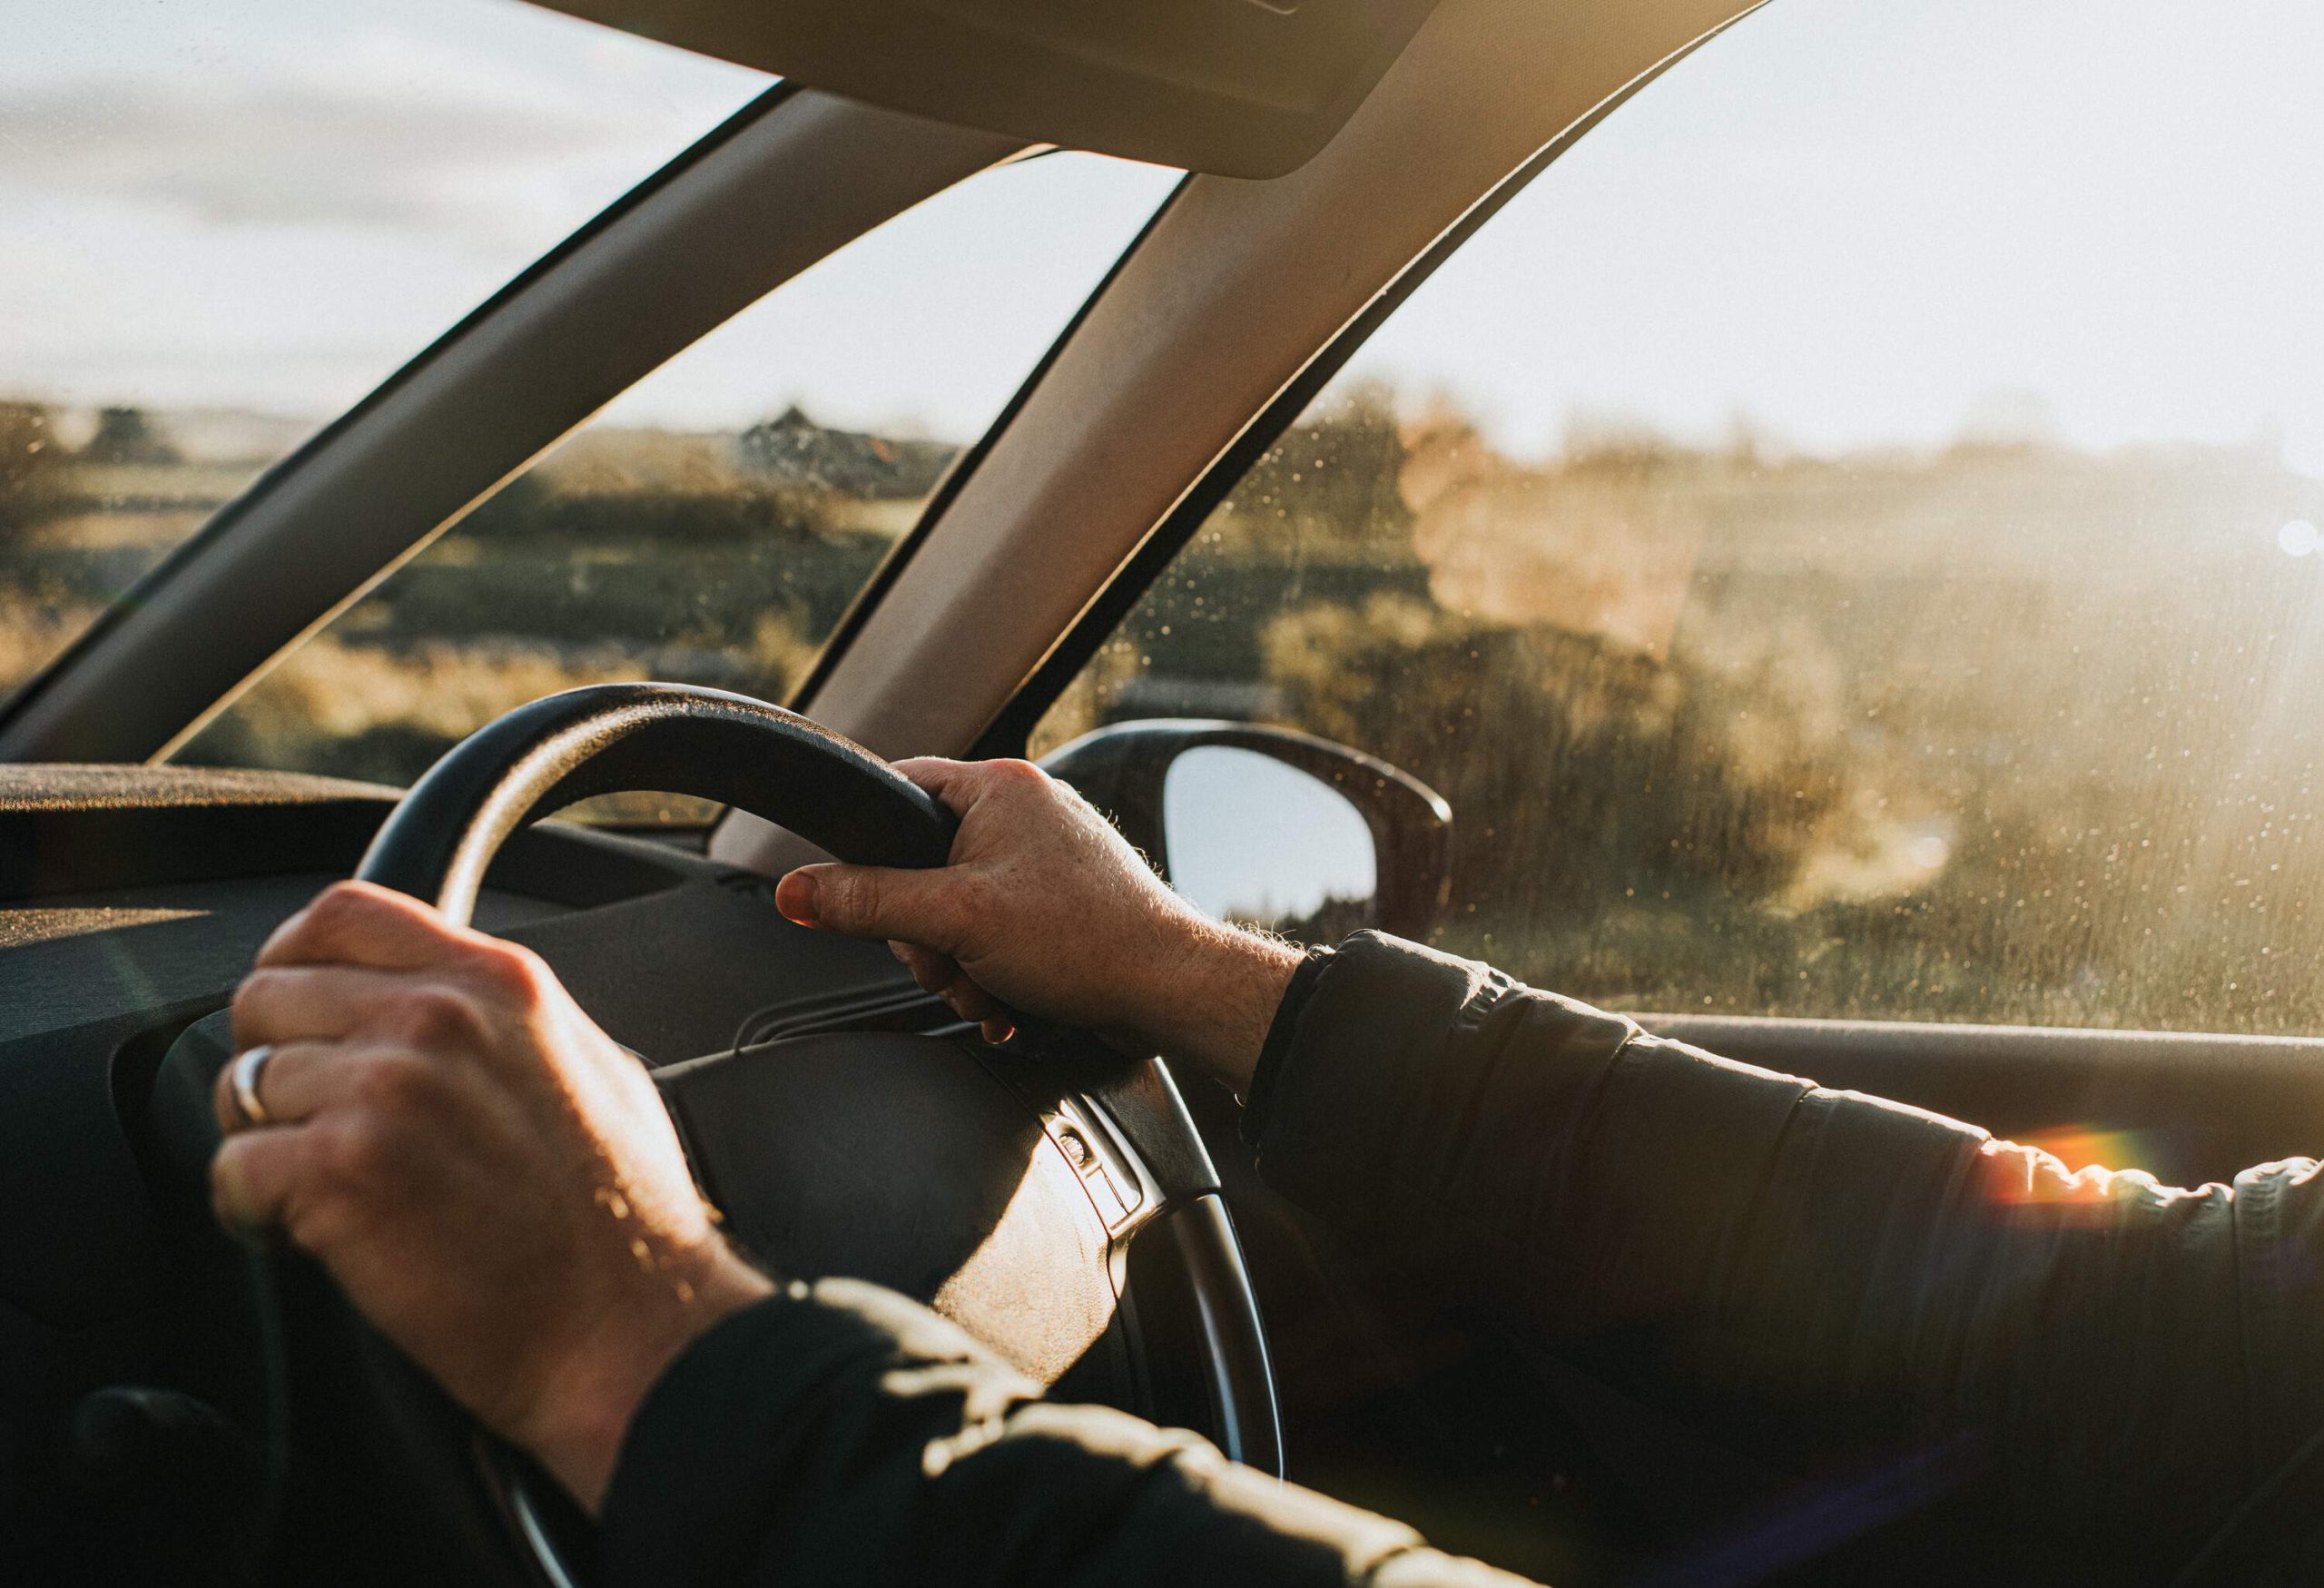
[303,682,1274,1583]
[355,682,960,924]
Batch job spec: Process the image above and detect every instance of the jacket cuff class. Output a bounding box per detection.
[1240,942,1339,1149]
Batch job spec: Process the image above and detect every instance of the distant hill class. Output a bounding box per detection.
[736,406,956,500]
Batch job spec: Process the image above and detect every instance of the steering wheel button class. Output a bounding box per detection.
[1086,1166,1131,1227]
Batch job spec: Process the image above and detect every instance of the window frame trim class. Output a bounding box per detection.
[783,163,1196,716]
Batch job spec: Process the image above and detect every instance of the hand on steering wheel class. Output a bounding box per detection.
[198,682,1284,1578]
[777,756,1300,1093]
[213,880,773,1511]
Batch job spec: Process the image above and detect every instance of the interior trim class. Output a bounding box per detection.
[536,0,1443,180]
[0,90,1021,765]
[787,167,1196,714]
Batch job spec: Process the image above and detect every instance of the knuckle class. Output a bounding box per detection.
[231,968,282,1031]
[316,1118,390,1189]
[985,758,1050,793]
[832,869,879,929]
[392,984,485,1049]
[208,1161,253,1230]
[350,1050,438,1115]
[305,881,377,937]
[468,938,548,1003]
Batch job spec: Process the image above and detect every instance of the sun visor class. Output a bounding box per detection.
[525,0,1442,177]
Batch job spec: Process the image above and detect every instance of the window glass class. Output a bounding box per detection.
[0,0,769,702]
[179,153,1180,822]
[1033,0,2324,1034]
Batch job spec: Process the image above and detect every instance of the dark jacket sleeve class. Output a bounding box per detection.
[1245,931,2324,1572]
[601,1276,1533,1588]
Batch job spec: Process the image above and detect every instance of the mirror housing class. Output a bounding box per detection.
[1040,718,1451,942]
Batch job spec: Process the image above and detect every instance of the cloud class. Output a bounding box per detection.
[0,35,704,242]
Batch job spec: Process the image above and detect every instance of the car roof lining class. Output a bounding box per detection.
[523,0,1442,179]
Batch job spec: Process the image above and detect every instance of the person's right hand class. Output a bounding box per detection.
[773,758,1300,1091]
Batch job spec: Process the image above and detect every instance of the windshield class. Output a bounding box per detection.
[167,150,1181,820]
[0,0,769,701]
[1033,0,2324,1036]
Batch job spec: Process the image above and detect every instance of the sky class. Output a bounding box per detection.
[1,1,760,423]
[5,0,2324,471]
[1345,0,2324,473]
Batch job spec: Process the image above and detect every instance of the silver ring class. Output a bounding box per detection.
[229,1044,276,1129]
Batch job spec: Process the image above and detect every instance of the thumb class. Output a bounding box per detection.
[775,863,964,949]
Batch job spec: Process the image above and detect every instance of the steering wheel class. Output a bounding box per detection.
[259,684,1280,1583]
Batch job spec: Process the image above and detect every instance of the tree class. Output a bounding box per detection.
[0,401,62,538]
[81,405,181,466]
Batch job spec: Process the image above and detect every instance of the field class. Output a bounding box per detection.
[1035,391,2324,1033]
[5,392,2321,1032]
[0,402,943,824]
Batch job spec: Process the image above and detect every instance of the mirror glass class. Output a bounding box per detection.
[1162,745,1377,937]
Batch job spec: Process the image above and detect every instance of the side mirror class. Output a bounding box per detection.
[1039,719,1452,942]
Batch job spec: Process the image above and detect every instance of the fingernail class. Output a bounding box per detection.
[776,873,820,928]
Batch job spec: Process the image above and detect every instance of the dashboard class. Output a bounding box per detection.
[0,766,970,1574]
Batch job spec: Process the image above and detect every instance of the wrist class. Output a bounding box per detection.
[521,1245,775,1513]
[1127,922,1302,1093]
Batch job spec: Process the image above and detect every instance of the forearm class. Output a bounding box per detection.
[1111,920,1300,1093]
[601,1277,1531,1588]
[1243,933,2303,1567]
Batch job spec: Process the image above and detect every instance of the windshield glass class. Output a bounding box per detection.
[1035,0,2324,1035]
[170,151,1182,821]
[0,0,769,701]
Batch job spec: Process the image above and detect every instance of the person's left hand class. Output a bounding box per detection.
[211,880,772,1512]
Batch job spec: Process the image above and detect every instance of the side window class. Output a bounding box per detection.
[176,153,1177,823]
[1032,0,2324,1034]
[1,0,767,704]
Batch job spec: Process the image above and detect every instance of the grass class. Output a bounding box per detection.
[6,393,2321,1038]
